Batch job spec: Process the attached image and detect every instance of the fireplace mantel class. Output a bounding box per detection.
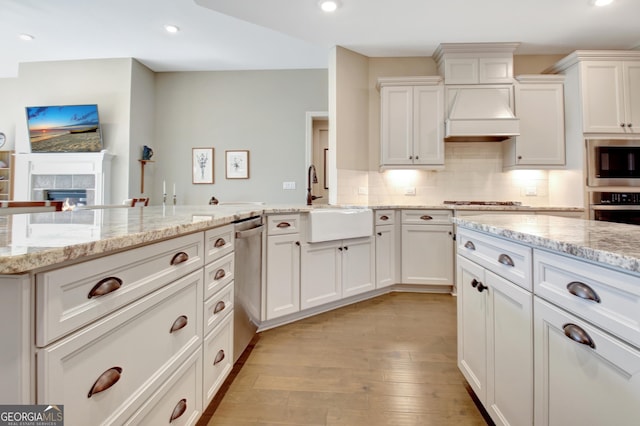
[14,151,114,205]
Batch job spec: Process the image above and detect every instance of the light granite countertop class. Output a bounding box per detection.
[0,203,583,275]
[454,214,640,274]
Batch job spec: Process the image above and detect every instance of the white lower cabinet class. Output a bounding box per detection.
[457,255,533,426]
[202,312,234,406]
[534,297,640,426]
[301,237,374,309]
[265,233,300,320]
[375,209,398,289]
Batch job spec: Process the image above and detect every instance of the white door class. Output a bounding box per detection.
[342,237,375,297]
[401,224,453,285]
[581,61,626,133]
[623,61,640,133]
[380,86,414,165]
[375,225,396,289]
[413,85,444,165]
[300,241,341,309]
[266,234,300,320]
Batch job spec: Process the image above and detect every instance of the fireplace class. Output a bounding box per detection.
[44,189,88,207]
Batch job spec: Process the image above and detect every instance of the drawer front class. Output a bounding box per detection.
[37,271,203,426]
[125,349,203,426]
[375,209,396,226]
[267,214,301,235]
[534,249,640,348]
[457,227,532,291]
[36,232,204,347]
[204,224,234,264]
[203,313,234,406]
[402,209,452,225]
[204,252,234,300]
[204,282,234,336]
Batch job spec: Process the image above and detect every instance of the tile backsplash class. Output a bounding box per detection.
[338,142,550,206]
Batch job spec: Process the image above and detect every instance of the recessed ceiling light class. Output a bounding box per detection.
[164,24,180,34]
[319,0,340,12]
[19,33,35,41]
[592,0,613,6]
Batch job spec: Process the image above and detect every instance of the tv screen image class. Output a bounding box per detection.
[26,104,103,153]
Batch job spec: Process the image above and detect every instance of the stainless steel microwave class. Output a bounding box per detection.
[587,139,640,187]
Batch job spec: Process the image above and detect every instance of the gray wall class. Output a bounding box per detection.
[154,69,328,205]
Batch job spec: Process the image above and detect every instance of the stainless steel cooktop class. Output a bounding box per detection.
[443,201,523,206]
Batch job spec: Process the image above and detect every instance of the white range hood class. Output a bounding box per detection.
[444,87,520,142]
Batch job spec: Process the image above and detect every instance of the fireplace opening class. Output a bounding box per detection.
[44,189,87,207]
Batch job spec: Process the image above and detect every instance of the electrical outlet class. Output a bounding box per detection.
[282,181,296,190]
[405,187,416,196]
[525,186,537,196]
[358,187,368,195]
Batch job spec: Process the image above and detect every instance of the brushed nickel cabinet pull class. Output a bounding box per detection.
[464,241,476,250]
[213,349,225,365]
[567,281,601,303]
[88,367,122,398]
[214,238,226,248]
[498,253,515,267]
[213,301,226,314]
[214,269,226,280]
[379,215,389,221]
[563,323,596,349]
[88,277,123,299]
[276,222,291,228]
[170,252,189,265]
[169,399,187,423]
[420,215,433,221]
[170,315,188,333]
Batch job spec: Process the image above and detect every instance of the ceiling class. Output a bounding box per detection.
[1,0,639,79]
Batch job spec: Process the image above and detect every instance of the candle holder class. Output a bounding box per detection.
[173,194,177,205]
[163,193,167,205]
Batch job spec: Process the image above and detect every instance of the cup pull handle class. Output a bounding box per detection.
[214,269,226,280]
[379,215,389,221]
[464,241,476,251]
[213,349,225,365]
[170,398,187,423]
[170,315,188,333]
[563,323,596,349]
[170,252,189,265]
[567,281,601,303]
[498,253,514,267]
[276,222,291,228]
[214,301,226,314]
[214,238,226,248]
[420,215,433,221]
[88,277,123,299]
[88,367,122,398]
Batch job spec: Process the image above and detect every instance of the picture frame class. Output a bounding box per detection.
[225,150,250,179]
[192,148,214,184]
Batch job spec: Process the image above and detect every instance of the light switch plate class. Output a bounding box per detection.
[283,181,296,190]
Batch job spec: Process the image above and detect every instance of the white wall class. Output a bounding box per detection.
[154,69,328,205]
[129,60,156,198]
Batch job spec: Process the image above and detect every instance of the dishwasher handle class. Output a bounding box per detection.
[235,224,264,239]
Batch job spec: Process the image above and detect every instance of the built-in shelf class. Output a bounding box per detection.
[138,159,154,194]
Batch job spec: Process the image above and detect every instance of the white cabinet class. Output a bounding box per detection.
[374,210,398,289]
[503,75,566,168]
[534,297,640,426]
[301,236,374,309]
[378,77,445,169]
[434,43,518,85]
[400,210,453,286]
[581,60,640,134]
[456,229,534,426]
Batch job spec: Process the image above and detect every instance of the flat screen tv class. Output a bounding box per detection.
[25,104,103,153]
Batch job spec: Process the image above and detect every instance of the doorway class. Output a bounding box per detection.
[306,112,329,204]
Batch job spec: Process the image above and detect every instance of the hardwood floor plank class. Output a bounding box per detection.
[205,292,489,426]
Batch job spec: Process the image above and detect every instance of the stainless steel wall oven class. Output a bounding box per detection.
[590,192,640,225]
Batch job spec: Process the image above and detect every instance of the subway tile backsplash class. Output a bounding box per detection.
[338,142,550,206]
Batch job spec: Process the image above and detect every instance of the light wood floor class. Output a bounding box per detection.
[204,292,489,426]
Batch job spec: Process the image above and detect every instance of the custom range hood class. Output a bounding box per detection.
[435,42,521,142]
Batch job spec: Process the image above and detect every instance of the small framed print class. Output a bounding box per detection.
[192,148,214,184]
[225,150,250,179]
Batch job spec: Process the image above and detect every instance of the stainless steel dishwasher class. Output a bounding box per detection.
[233,216,264,362]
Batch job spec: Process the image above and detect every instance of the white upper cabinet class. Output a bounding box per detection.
[503,75,566,169]
[433,42,519,85]
[581,60,640,134]
[378,77,445,169]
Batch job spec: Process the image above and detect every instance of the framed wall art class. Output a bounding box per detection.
[192,147,214,184]
[225,150,250,179]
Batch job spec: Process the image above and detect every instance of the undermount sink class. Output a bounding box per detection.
[307,208,373,243]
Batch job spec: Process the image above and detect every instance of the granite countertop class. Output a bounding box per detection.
[0,203,583,275]
[454,214,640,274]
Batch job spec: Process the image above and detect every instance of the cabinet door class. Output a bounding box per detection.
[510,82,565,166]
[413,85,444,165]
[266,234,300,320]
[457,256,487,403]
[581,61,626,133]
[534,297,640,426]
[623,61,640,132]
[401,224,453,285]
[375,225,396,289]
[380,86,413,165]
[342,237,375,297]
[301,241,341,309]
[486,271,533,426]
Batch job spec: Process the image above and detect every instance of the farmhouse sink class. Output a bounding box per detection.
[307,208,373,243]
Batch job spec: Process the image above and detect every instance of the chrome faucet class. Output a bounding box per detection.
[307,164,322,205]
